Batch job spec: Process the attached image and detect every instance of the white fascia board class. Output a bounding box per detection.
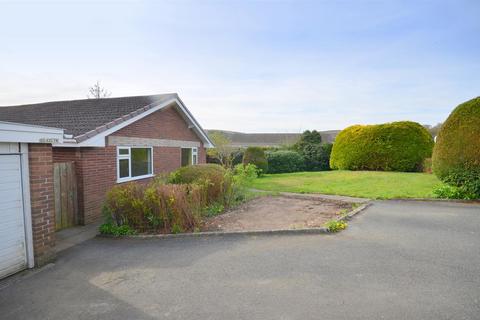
[0,121,64,144]
[55,98,214,148]
[175,98,214,148]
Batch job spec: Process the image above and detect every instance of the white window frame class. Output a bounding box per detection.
[192,147,198,165]
[181,147,198,166]
[116,146,154,183]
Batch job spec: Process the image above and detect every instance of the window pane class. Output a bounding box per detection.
[131,148,151,177]
[181,148,192,167]
[193,154,197,165]
[119,159,130,178]
[119,148,129,155]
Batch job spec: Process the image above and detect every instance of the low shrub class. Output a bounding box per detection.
[102,182,147,228]
[144,182,207,232]
[266,150,305,173]
[102,164,256,234]
[233,163,258,183]
[330,121,434,172]
[432,184,477,200]
[103,182,207,233]
[224,163,258,204]
[169,164,226,204]
[243,147,268,175]
[325,220,348,232]
[205,202,225,217]
[440,168,480,199]
[169,163,226,184]
[99,222,136,236]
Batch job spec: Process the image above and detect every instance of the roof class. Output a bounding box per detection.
[0,94,213,147]
[206,130,339,147]
[0,94,175,137]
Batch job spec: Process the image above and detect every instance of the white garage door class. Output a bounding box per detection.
[0,154,27,278]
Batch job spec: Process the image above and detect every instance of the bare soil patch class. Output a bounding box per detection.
[202,195,354,232]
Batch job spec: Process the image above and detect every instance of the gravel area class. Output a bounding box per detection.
[202,195,353,232]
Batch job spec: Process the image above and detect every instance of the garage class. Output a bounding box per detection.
[0,122,64,279]
[0,145,28,278]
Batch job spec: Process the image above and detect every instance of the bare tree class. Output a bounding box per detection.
[87,81,111,99]
[207,131,235,167]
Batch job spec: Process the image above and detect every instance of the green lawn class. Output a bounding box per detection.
[250,170,443,199]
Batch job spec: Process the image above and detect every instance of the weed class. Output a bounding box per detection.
[99,223,136,236]
[325,220,348,232]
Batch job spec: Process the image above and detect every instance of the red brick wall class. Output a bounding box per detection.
[112,105,200,141]
[52,106,208,224]
[28,144,56,266]
[71,146,201,224]
[198,143,206,164]
[154,147,182,173]
[78,147,117,224]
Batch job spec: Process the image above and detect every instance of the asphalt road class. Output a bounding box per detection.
[1,200,479,320]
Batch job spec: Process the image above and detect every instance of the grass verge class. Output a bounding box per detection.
[250,170,443,199]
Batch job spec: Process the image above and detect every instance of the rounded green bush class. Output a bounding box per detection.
[243,147,268,174]
[169,164,226,184]
[330,121,434,172]
[266,150,305,174]
[432,97,480,196]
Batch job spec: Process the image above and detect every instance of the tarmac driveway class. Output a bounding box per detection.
[0,200,479,320]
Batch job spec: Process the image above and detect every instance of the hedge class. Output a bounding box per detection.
[432,97,480,197]
[266,150,305,173]
[330,121,434,172]
[301,143,333,171]
[243,147,268,174]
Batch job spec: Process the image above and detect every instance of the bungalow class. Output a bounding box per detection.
[0,93,213,277]
[205,130,340,148]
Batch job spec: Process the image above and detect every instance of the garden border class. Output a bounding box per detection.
[98,201,372,239]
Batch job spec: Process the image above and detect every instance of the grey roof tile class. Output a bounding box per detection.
[0,94,177,138]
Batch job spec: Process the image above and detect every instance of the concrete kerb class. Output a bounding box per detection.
[249,189,371,204]
[385,198,480,205]
[337,202,372,222]
[98,198,373,240]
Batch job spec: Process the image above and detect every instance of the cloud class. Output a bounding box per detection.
[0,0,478,132]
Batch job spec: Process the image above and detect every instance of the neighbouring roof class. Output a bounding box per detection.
[206,130,340,147]
[0,94,213,147]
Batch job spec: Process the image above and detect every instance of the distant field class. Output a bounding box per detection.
[251,170,443,199]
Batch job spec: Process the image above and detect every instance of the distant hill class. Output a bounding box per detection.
[206,130,340,148]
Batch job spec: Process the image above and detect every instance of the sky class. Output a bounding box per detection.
[0,0,479,132]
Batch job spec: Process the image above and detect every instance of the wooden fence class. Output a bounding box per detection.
[54,162,78,230]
